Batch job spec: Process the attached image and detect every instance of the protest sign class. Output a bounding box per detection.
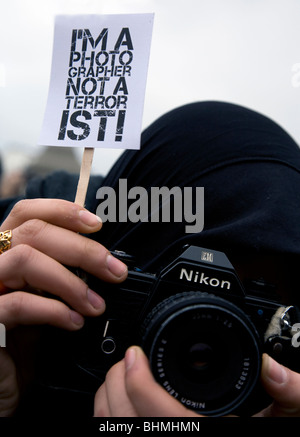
[39,13,154,150]
[39,13,154,206]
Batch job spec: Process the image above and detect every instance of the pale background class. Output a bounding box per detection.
[1,0,300,181]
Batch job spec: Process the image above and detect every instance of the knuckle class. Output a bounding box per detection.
[5,291,27,319]
[10,243,36,267]
[63,203,80,221]
[9,199,30,221]
[17,218,48,243]
[81,238,111,275]
[52,200,78,224]
[82,236,95,256]
[83,236,105,260]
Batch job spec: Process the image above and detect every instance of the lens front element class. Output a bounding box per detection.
[142,292,261,416]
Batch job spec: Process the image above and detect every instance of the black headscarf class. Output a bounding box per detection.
[83,101,300,273]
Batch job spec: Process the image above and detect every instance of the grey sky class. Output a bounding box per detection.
[1,0,300,175]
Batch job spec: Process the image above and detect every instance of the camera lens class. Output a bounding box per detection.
[141,292,261,416]
[188,342,213,371]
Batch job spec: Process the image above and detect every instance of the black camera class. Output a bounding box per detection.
[38,245,300,416]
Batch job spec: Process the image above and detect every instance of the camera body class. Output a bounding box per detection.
[39,245,300,416]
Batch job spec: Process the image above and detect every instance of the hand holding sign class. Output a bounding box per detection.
[39,14,154,205]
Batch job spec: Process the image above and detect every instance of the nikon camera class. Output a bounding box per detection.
[38,245,300,416]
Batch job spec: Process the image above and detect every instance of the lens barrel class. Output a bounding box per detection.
[141,292,261,416]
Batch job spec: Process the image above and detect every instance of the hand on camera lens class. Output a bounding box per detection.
[94,346,201,417]
[94,348,300,418]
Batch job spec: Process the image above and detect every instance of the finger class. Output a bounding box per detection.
[259,354,300,417]
[0,245,105,316]
[94,384,111,417]
[125,346,201,417]
[0,291,84,331]
[11,219,127,283]
[0,348,18,417]
[1,199,102,234]
[94,361,137,417]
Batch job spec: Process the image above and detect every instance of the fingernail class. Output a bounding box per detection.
[79,210,102,227]
[125,347,137,371]
[70,310,85,327]
[266,356,288,385]
[107,254,128,278]
[87,288,105,310]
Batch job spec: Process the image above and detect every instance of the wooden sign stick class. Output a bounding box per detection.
[74,147,95,207]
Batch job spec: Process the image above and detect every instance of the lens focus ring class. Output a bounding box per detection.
[141,291,262,416]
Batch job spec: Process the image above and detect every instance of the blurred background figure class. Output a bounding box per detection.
[0,146,80,198]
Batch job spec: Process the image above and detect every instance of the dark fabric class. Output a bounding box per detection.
[87,101,300,273]
[0,172,104,221]
[25,171,104,205]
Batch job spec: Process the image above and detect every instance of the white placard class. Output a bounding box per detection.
[39,14,154,149]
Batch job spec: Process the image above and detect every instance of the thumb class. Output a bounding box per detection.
[260,354,300,417]
[124,346,199,417]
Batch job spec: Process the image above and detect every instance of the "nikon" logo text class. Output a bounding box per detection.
[179,268,231,290]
